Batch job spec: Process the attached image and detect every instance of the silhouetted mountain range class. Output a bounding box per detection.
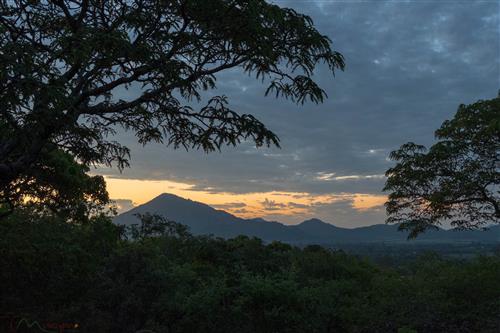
[114,193,500,244]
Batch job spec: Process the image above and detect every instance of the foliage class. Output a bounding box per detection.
[1,212,499,332]
[125,212,191,240]
[0,211,120,320]
[0,0,344,215]
[0,148,110,220]
[384,96,500,237]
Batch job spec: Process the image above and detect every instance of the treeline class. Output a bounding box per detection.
[1,212,499,333]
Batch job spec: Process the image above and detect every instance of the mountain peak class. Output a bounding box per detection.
[114,193,499,243]
[154,192,187,201]
[301,218,328,225]
[298,218,342,229]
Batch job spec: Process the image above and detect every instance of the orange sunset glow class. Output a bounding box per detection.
[105,177,387,224]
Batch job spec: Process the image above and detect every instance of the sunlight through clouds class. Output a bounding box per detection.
[104,177,387,224]
[89,0,498,228]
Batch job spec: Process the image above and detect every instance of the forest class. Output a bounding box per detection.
[0,1,499,332]
[1,212,499,333]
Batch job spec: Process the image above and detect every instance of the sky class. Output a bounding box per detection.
[98,0,500,228]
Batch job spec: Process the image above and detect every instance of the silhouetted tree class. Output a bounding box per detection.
[384,95,500,237]
[0,0,344,215]
[126,212,190,240]
[2,213,499,332]
[0,147,109,219]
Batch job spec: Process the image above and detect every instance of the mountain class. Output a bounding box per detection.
[114,193,500,244]
[114,193,307,242]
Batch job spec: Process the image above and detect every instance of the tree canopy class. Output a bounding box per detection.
[1,212,499,332]
[0,147,109,220]
[384,95,500,238]
[0,0,344,216]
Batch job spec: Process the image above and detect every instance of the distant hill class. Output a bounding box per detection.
[114,193,500,244]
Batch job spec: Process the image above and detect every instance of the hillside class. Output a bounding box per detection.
[114,194,500,244]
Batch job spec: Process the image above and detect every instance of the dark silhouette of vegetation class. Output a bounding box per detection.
[0,0,344,216]
[0,149,110,220]
[115,193,500,243]
[385,95,500,238]
[0,2,497,331]
[1,212,499,332]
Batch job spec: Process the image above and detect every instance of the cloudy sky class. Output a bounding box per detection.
[99,0,500,228]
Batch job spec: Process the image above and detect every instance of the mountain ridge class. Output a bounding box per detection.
[114,193,500,244]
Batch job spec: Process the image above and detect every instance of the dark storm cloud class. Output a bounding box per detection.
[212,202,248,210]
[261,198,288,210]
[99,0,499,225]
[287,202,310,209]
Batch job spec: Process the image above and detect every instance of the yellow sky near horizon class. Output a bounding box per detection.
[104,177,387,224]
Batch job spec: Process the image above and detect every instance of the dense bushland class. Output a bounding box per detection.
[1,213,499,333]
